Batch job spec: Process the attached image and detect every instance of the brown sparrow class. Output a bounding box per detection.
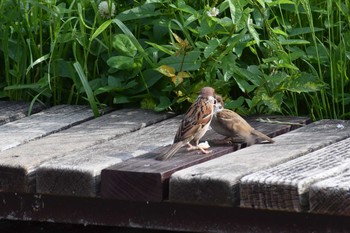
[156,87,216,161]
[211,95,274,145]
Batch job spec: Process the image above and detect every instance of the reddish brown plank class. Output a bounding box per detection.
[101,116,310,202]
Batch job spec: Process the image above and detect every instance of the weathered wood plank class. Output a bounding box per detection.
[169,120,350,206]
[101,116,309,202]
[0,105,95,152]
[3,193,350,233]
[36,116,181,197]
[309,169,350,216]
[240,137,350,212]
[0,109,171,193]
[0,101,44,126]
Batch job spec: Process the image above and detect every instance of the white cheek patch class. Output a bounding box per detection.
[207,95,215,104]
[214,102,223,113]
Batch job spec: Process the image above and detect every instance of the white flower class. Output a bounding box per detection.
[207,7,219,17]
[98,1,116,19]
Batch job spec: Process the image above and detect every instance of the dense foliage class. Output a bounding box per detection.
[0,0,349,119]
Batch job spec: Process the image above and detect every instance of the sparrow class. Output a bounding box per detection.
[211,95,275,145]
[156,87,216,161]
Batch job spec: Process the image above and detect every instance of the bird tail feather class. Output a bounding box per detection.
[252,130,275,143]
[156,141,185,161]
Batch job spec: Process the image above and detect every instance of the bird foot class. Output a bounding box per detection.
[186,142,212,154]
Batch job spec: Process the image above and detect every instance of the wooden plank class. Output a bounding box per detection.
[0,109,171,193]
[36,116,181,197]
[0,105,96,152]
[2,193,350,233]
[309,169,350,216]
[168,120,350,206]
[0,101,44,126]
[240,137,350,212]
[101,116,309,202]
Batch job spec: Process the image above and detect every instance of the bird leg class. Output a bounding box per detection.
[186,142,212,154]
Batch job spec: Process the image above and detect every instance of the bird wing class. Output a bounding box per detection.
[216,109,253,137]
[174,97,213,143]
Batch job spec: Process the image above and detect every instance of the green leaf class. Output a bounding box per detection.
[112,18,156,68]
[289,27,324,37]
[225,96,245,109]
[234,75,256,93]
[203,39,220,58]
[158,50,201,71]
[117,3,162,21]
[280,72,325,93]
[247,14,260,46]
[229,0,249,31]
[112,34,138,57]
[73,62,99,117]
[107,56,135,70]
[261,92,283,112]
[145,42,175,56]
[90,20,112,41]
[155,96,172,111]
[113,95,131,104]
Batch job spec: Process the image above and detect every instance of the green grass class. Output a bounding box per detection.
[0,0,349,119]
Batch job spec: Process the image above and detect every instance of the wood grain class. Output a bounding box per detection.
[36,116,181,197]
[101,116,308,202]
[0,105,94,152]
[0,108,171,193]
[240,137,350,212]
[0,101,44,126]
[309,168,350,216]
[169,120,350,207]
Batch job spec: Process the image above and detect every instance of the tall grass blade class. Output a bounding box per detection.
[73,62,100,117]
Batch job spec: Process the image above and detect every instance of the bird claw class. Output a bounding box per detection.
[187,142,212,154]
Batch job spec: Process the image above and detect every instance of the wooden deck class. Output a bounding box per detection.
[1,101,350,232]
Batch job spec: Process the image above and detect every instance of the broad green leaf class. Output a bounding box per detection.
[158,50,201,71]
[261,92,283,112]
[280,72,325,93]
[112,18,156,68]
[235,66,263,87]
[234,75,256,93]
[117,3,161,21]
[108,76,122,87]
[203,39,220,58]
[112,34,137,57]
[224,96,245,109]
[113,95,131,104]
[107,56,135,70]
[155,96,172,111]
